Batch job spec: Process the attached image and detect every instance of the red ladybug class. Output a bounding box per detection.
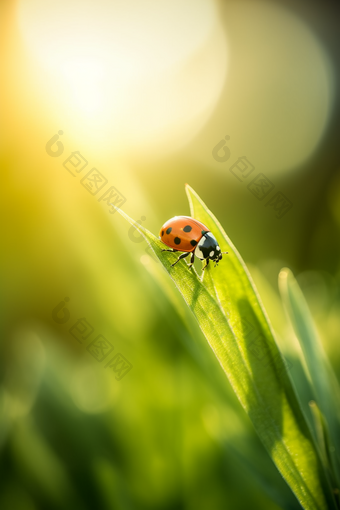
[159,216,227,270]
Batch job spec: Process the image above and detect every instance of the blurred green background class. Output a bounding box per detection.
[1,0,340,508]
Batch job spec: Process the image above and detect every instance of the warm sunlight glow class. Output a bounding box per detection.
[17,0,228,156]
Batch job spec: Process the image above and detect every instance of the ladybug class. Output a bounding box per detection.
[159,216,227,270]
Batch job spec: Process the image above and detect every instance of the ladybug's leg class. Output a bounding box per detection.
[161,248,178,252]
[187,251,195,269]
[171,252,189,267]
[202,258,210,271]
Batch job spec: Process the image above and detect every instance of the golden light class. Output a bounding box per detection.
[17,0,228,157]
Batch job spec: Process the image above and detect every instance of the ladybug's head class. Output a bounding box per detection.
[209,245,223,264]
[195,232,227,266]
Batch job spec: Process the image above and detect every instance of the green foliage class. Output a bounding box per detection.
[117,185,337,510]
[279,269,340,505]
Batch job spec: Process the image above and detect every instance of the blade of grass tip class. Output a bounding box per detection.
[279,268,340,491]
[185,185,336,510]
[112,198,336,510]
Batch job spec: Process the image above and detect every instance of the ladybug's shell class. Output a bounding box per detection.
[159,216,210,252]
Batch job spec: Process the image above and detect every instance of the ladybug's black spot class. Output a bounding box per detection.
[183,225,192,232]
[174,237,181,245]
[190,239,197,247]
[166,227,172,234]
[161,230,164,236]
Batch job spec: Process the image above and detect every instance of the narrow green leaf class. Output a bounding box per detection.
[309,400,337,488]
[279,268,340,492]
[113,188,335,510]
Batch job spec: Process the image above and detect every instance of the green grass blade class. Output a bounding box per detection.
[279,268,340,492]
[309,400,339,493]
[114,189,336,510]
